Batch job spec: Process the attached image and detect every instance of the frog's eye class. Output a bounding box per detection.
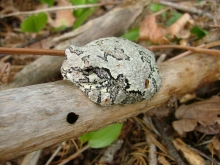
[82,66,94,75]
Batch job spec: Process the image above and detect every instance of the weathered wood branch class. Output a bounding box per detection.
[0,0,151,90]
[0,53,220,162]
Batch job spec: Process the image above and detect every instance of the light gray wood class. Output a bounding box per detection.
[0,0,151,90]
[0,53,220,162]
[21,150,42,165]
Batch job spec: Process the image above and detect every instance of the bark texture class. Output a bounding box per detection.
[0,53,220,162]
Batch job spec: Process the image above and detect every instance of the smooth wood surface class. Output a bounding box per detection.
[0,53,220,162]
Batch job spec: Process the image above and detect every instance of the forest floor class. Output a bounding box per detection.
[1,0,220,165]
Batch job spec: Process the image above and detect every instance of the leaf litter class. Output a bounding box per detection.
[1,0,220,164]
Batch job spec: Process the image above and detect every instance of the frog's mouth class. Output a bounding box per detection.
[79,66,131,90]
[81,66,94,76]
[81,66,112,79]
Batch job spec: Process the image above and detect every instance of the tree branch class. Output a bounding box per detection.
[0,53,220,162]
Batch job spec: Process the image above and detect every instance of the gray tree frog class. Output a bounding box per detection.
[61,37,162,106]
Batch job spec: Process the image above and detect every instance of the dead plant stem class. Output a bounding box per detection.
[0,47,64,56]
[147,45,220,60]
[0,2,121,18]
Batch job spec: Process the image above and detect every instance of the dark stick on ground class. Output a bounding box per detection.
[152,117,187,165]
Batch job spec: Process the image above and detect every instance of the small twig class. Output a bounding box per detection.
[99,139,124,163]
[152,117,186,165]
[168,44,205,61]
[0,2,121,18]
[58,144,90,165]
[144,116,158,165]
[45,142,66,165]
[147,45,220,59]
[157,0,213,20]
[2,40,220,58]
[187,145,220,165]
[205,40,220,49]
[0,47,64,56]
[150,7,171,17]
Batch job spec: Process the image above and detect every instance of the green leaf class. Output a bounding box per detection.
[150,3,164,12]
[88,123,123,148]
[73,7,97,29]
[80,123,123,148]
[86,0,98,4]
[70,0,87,17]
[21,12,47,33]
[191,26,208,39]
[166,12,182,27]
[80,132,92,143]
[121,28,139,41]
[69,0,98,17]
[69,0,98,29]
[40,0,54,7]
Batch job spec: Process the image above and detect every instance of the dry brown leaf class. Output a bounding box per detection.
[0,62,11,85]
[139,15,169,44]
[173,96,220,135]
[207,136,220,159]
[173,138,205,165]
[172,119,197,136]
[195,122,220,134]
[158,155,170,165]
[167,13,191,39]
[147,106,171,118]
[175,96,220,126]
[179,93,196,104]
[139,13,192,44]
[48,0,75,28]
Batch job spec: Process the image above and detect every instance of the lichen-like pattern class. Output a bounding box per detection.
[61,37,162,106]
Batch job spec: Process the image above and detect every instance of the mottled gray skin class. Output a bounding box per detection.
[61,37,162,106]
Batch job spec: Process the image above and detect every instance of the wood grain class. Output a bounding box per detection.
[0,53,220,162]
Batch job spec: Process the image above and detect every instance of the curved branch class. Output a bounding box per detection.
[0,53,220,162]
